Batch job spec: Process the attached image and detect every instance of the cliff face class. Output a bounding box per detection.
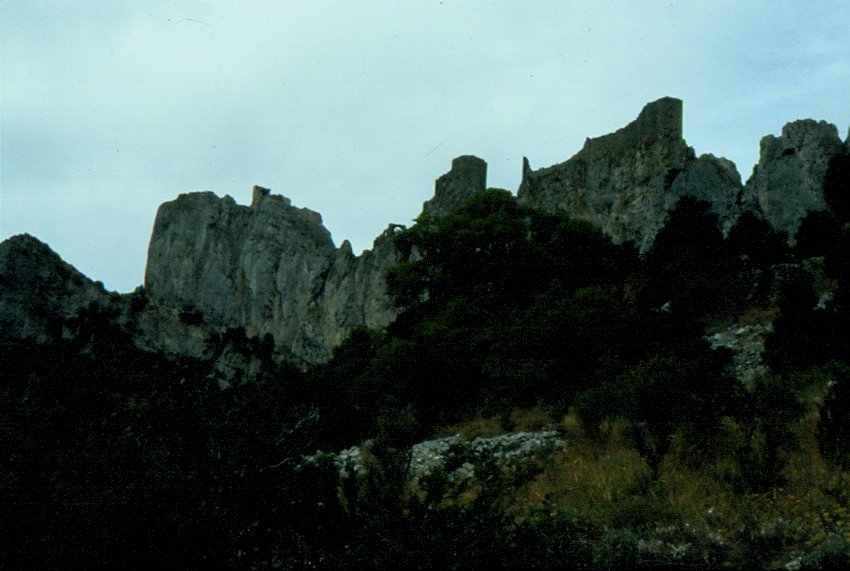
[0,234,111,343]
[517,97,745,251]
[742,120,848,238]
[144,189,388,363]
[144,158,486,364]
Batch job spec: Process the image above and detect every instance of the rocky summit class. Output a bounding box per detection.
[144,189,403,364]
[421,155,488,217]
[2,98,848,364]
[0,234,111,344]
[742,119,847,237]
[517,97,748,251]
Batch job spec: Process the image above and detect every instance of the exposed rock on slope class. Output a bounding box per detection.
[517,97,744,251]
[0,234,111,343]
[301,430,566,484]
[743,120,847,238]
[145,157,489,364]
[667,154,743,235]
[708,322,773,386]
[516,98,850,250]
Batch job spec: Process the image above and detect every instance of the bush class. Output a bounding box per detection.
[727,211,789,266]
[818,363,850,468]
[642,197,734,318]
[795,210,841,260]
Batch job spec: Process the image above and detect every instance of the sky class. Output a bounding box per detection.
[2,1,849,293]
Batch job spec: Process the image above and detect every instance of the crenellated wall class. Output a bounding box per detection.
[517,97,712,252]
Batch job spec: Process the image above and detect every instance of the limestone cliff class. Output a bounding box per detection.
[144,156,488,364]
[146,189,369,363]
[742,120,848,237]
[517,97,745,251]
[0,234,112,343]
[666,154,744,235]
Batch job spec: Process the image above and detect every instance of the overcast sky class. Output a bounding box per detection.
[2,1,849,292]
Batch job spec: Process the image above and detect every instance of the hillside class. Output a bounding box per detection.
[2,98,850,569]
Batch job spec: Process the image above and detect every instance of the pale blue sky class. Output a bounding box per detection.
[2,1,849,292]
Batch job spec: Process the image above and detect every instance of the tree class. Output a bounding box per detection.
[576,348,739,474]
[727,211,788,267]
[382,190,638,422]
[642,197,734,318]
[824,154,850,224]
[737,374,802,491]
[764,269,834,372]
[795,210,840,261]
[388,189,632,316]
[818,363,850,468]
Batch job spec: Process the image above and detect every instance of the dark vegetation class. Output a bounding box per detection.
[4,189,850,568]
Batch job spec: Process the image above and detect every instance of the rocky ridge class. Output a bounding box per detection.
[1,98,848,367]
[517,97,715,251]
[0,234,112,344]
[144,157,485,364]
[517,97,850,249]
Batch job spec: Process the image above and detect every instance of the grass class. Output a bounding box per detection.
[436,405,558,440]
[414,403,850,568]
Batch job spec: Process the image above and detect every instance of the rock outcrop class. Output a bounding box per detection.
[0,234,111,343]
[517,97,746,251]
[742,120,847,238]
[300,430,566,484]
[144,189,398,364]
[667,154,743,235]
[144,156,489,364]
[3,98,847,369]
